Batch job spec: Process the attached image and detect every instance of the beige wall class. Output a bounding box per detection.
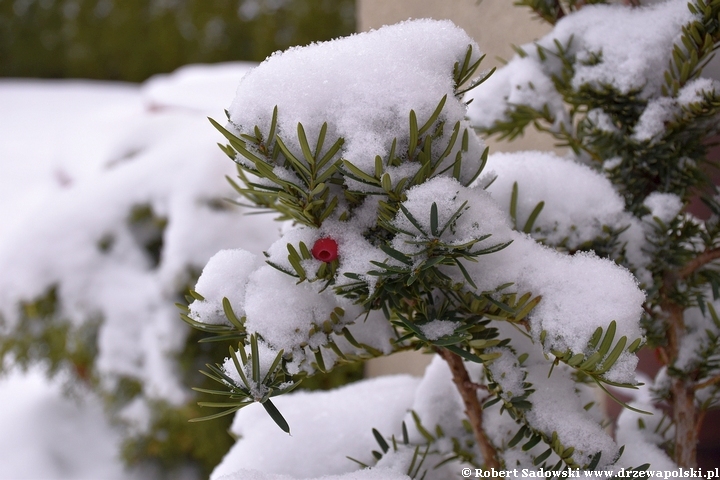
[358,0,549,70]
[358,1,561,377]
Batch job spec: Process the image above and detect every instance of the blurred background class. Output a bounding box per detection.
[1,0,356,81]
[0,2,360,479]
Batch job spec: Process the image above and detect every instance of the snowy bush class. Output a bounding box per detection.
[471,0,720,469]
[0,63,286,476]
[176,6,720,476]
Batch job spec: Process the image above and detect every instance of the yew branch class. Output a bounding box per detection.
[677,247,720,279]
[661,299,698,467]
[694,374,720,391]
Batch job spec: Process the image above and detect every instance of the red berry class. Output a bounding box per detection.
[312,237,339,263]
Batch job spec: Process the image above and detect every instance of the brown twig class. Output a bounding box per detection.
[661,299,698,468]
[656,244,720,468]
[694,374,720,391]
[670,376,698,467]
[677,247,720,279]
[436,347,500,469]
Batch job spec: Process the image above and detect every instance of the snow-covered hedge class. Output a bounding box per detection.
[0,63,283,475]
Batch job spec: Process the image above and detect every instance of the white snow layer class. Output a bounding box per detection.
[484,151,633,247]
[211,375,420,480]
[482,151,651,284]
[212,352,629,478]
[614,374,677,471]
[675,303,720,390]
[197,16,645,475]
[190,249,261,324]
[643,192,684,224]
[0,11,668,478]
[189,20,490,375]
[0,367,147,480]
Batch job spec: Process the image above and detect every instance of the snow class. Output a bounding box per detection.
[483,151,632,248]
[186,22,647,479]
[211,375,420,480]
[243,264,359,371]
[0,62,282,412]
[481,151,652,285]
[390,176,644,382]
[419,319,460,340]
[633,78,720,142]
[485,347,525,401]
[0,367,146,480]
[643,192,683,224]
[394,176,511,243]
[675,303,720,382]
[190,249,260,324]
[222,338,285,400]
[468,56,566,131]
[405,354,472,444]
[516,248,643,375]
[677,77,720,106]
[142,62,258,115]
[614,374,677,470]
[0,63,281,478]
[523,364,619,468]
[552,1,694,96]
[632,97,679,142]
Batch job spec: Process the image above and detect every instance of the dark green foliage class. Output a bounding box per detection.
[0,2,360,474]
[127,325,300,476]
[0,0,355,82]
[128,203,168,268]
[550,321,645,392]
[120,400,236,479]
[0,238,361,476]
[212,112,346,228]
[0,286,99,380]
[0,286,236,475]
[349,416,473,479]
[508,181,545,234]
[190,46,549,428]
[484,357,586,470]
[118,322,363,476]
[514,0,610,25]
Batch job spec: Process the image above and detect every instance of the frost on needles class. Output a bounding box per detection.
[181,19,649,479]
